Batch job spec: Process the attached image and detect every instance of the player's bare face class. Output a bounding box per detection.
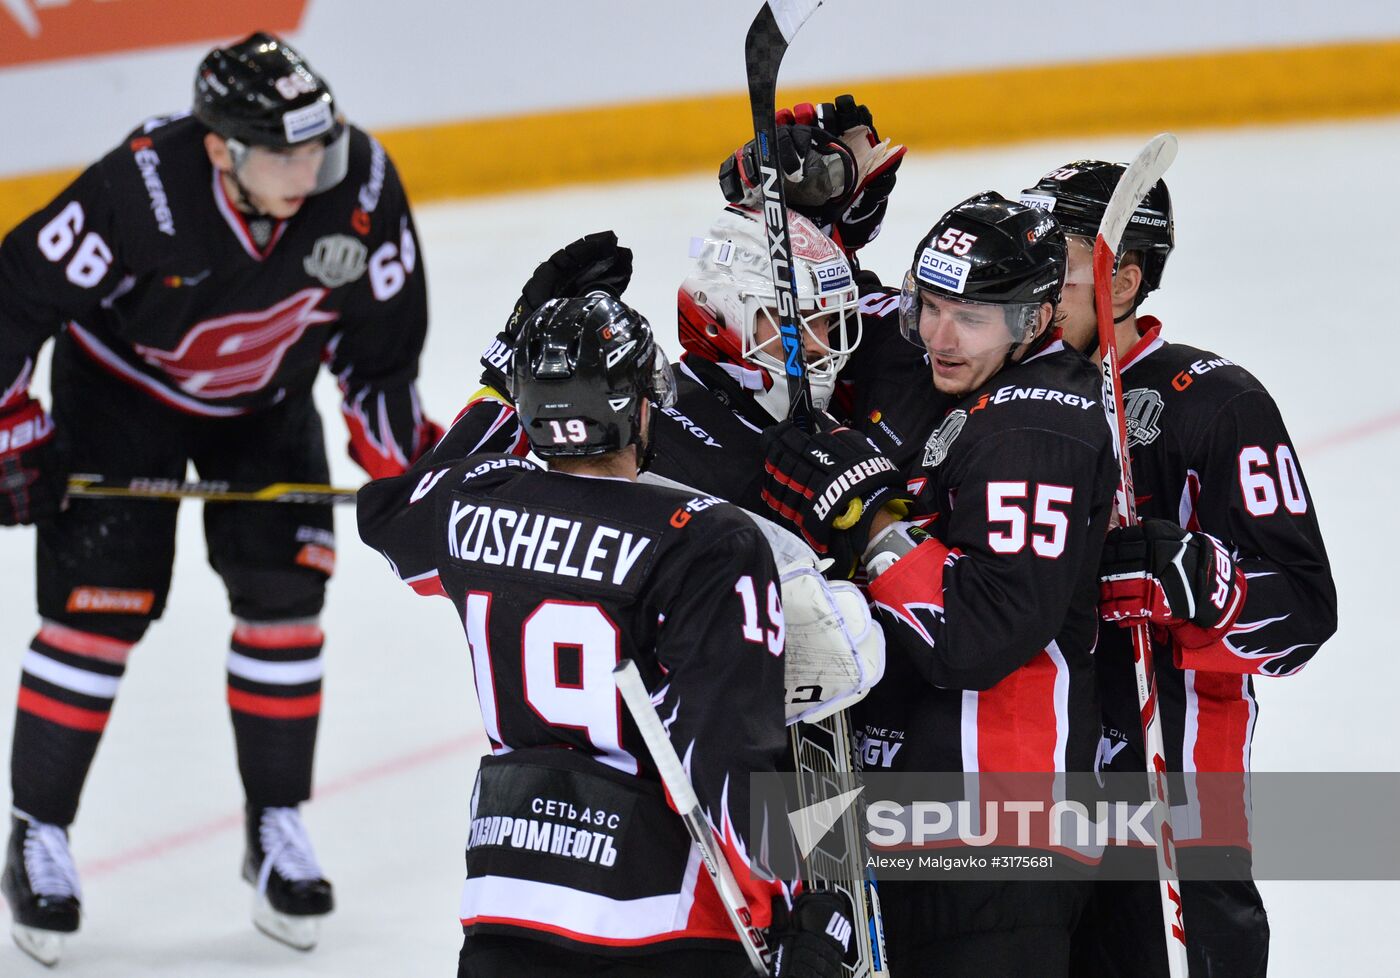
[235,143,328,218]
[1056,235,1098,353]
[917,293,1017,395]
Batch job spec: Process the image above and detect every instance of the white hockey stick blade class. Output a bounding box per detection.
[11,922,66,966]
[1097,133,1178,255]
[769,0,823,42]
[613,660,769,974]
[252,895,322,951]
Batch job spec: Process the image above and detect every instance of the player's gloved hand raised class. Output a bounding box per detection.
[480,231,634,397]
[719,124,856,212]
[1099,519,1248,646]
[767,891,857,978]
[811,94,906,251]
[760,420,908,574]
[0,397,64,526]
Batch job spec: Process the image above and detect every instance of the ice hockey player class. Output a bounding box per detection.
[716,94,948,474]
[757,192,1118,976]
[638,95,906,574]
[1019,161,1337,977]
[0,33,441,961]
[649,204,864,519]
[357,293,856,978]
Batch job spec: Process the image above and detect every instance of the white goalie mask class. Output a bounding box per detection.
[679,207,862,419]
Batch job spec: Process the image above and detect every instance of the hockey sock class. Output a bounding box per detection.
[11,623,134,826]
[226,621,324,808]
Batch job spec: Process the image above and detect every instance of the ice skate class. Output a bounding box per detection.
[2,813,81,966]
[242,806,333,951]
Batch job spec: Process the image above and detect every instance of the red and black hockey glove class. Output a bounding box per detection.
[761,420,909,575]
[767,891,857,978]
[0,397,64,525]
[1099,519,1248,646]
[480,231,634,397]
[719,123,856,212]
[810,94,905,251]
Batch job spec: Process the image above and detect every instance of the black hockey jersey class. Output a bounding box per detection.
[357,393,791,952]
[860,340,1117,776]
[0,112,435,476]
[1098,318,1337,785]
[647,355,783,513]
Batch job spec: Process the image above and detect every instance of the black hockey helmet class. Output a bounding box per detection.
[900,192,1066,348]
[514,295,677,461]
[195,32,340,148]
[1019,160,1174,297]
[194,33,348,195]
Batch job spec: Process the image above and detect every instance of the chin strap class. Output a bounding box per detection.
[221,168,272,220]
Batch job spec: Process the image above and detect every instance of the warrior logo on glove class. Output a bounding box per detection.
[811,454,898,522]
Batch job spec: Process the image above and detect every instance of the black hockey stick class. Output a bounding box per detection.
[613,660,770,974]
[67,474,358,505]
[745,0,823,430]
[1093,133,1189,978]
[745,7,887,973]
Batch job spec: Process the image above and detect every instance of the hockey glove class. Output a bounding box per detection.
[768,891,857,978]
[719,124,856,212]
[760,420,908,568]
[811,94,906,252]
[480,231,634,396]
[1099,519,1248,646]
[0,397,64,525]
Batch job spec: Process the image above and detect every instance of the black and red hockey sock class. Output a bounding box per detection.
[226,621,324,808]
[10,623,135,826]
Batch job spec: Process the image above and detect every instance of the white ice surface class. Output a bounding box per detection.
[0,116,1396,976]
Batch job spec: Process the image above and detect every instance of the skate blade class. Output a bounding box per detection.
[11,922,65,966]
[251,895,322,951]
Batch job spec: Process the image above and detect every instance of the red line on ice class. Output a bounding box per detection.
[1301,406,1400,457]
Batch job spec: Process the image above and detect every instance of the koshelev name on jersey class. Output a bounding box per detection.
[446,499,654,588]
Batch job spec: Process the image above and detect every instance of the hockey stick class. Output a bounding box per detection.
[66,474,358,505]
[788,713,888,977]
[746,0,823,430]
[613,660,770,975]
[745,8,887,972]
[1093,132,1189,978]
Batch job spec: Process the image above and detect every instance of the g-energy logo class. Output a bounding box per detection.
[128,136,175,236]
